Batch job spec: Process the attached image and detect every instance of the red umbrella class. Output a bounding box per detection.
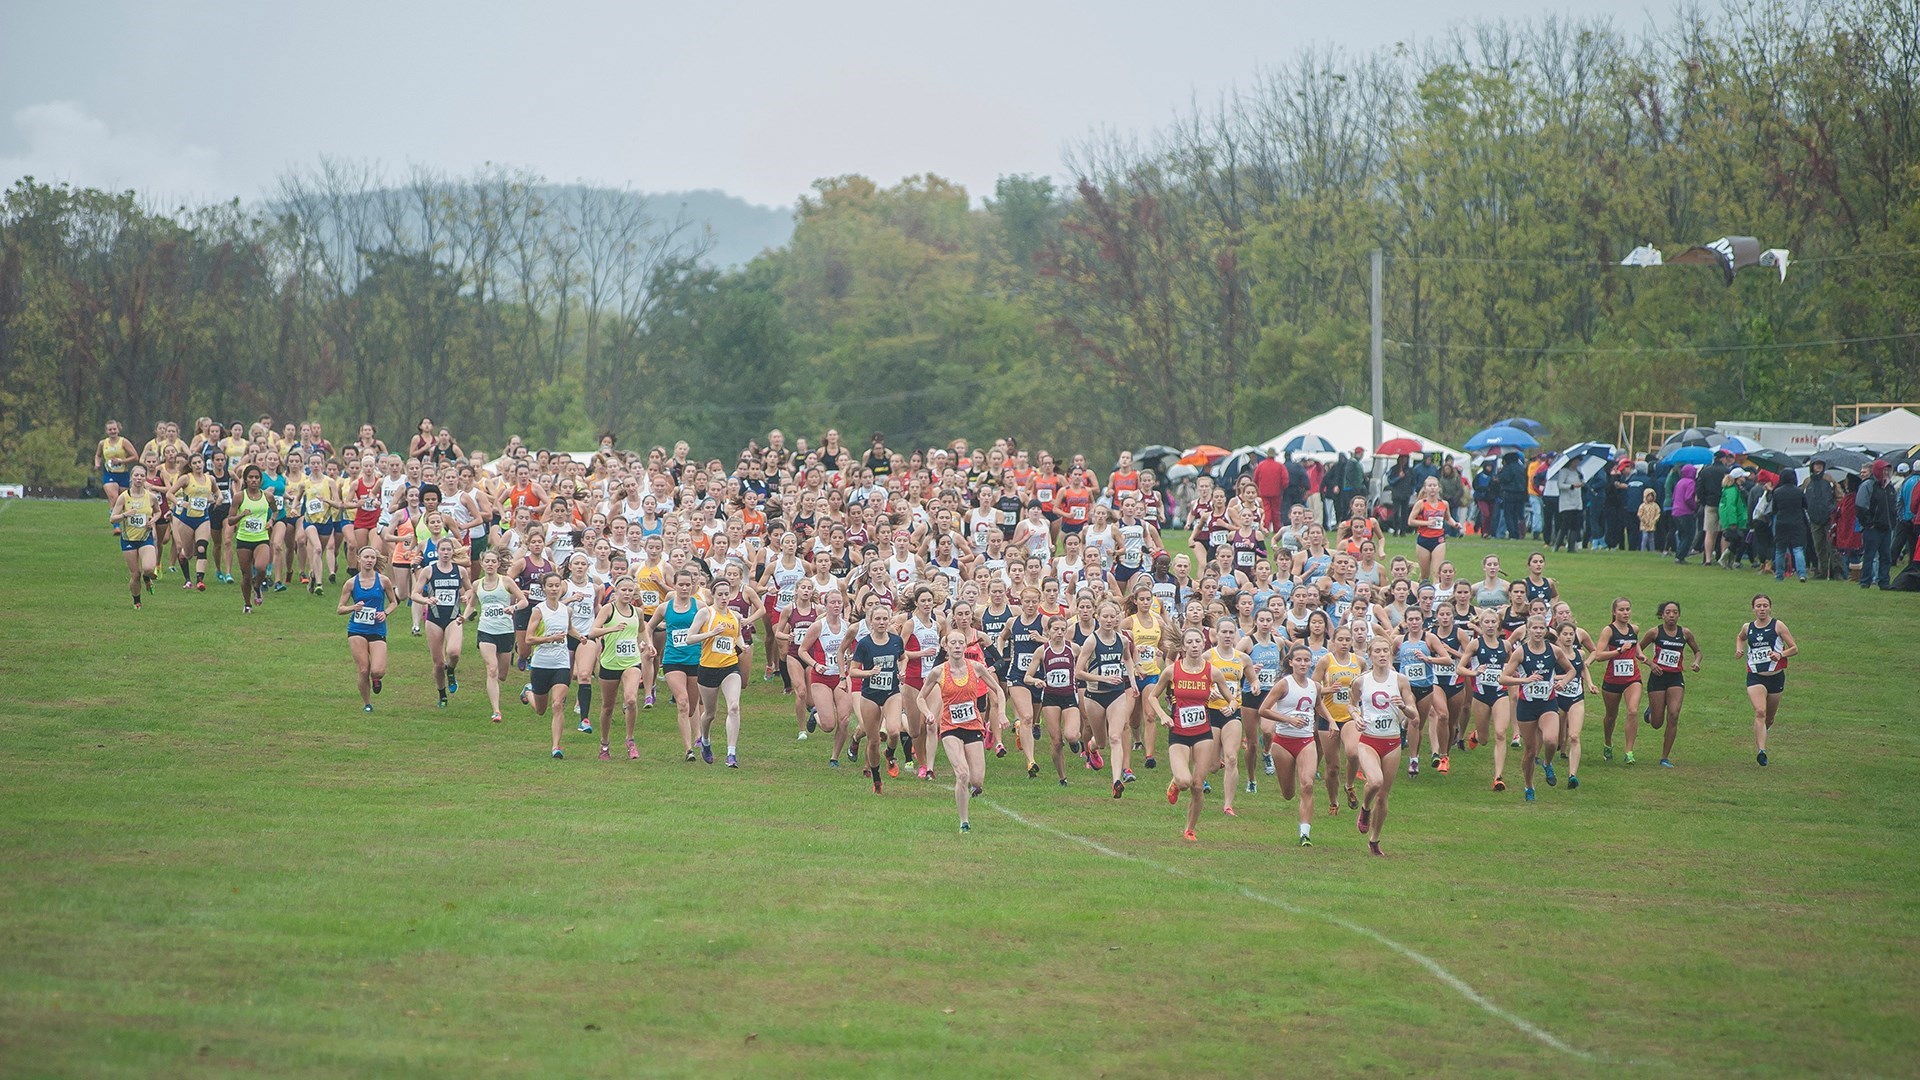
[1375,437,1423,456]
[1178,444,1230,467]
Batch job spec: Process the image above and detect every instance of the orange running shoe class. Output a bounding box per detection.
[1166,781,1179,805]
[1182,828,1197,842]
[887,759,899,778]
[1438,755,1450,774]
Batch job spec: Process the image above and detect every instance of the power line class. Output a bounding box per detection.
[1384,330,1920,355]
[1382,248,1920,267]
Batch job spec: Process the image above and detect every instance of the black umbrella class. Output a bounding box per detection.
[1493,417,1549,435]
[1743,448,1800,475]
[1134,444,1180,472]
[1878,443,1920,470]
[1661,426,1725,448]
[1808,448,1873,476]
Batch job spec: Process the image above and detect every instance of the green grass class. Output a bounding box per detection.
[1,499,1916,1077]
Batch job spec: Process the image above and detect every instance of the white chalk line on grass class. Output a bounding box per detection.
[985,800,1594,1063]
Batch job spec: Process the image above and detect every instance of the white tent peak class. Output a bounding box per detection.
[1817,407,1920,453]
[1257,405,1467,464]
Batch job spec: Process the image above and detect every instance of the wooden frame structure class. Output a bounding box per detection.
[1832,403,1920,427]
[1618,411,1698,455]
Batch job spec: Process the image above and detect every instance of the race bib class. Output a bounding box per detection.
[947,700,978,724]
[1333,600,1352,622]
[351,607,379,625]
[1610,659,1636,679]
[1137,645,1156,666]
[1402,662,1428,682]
[1015,651,1036,672]
[1237,549,1255,567]
[1747,646,1774,672]
[1477,669,1500,690]
[670,629,690,648]
[1045,668,1071,689]
[820,654,839,676]
[713,635,736,655]
[1257,668,1277,689]
[1525,679,1552,701]
[778,586,796,607]
[1178,705,1206,729]
[1208,529,1230,548]
[360,496,377,511]
[1656,647,1681,668]
[1100,662,1124,680]
[129,513,148,529]
[306,498,323,516]
[1432,663,1456,682]
[1369,712,1397,735]
[614,638,640,659]
[640,589,661,607]
[1333,686,1351,705]
[189,496,209,512]
[434,587,458,608]
[867,671,894,692]
[483,602,507,622]
[242,514,267,533]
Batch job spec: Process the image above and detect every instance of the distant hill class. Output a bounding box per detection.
[625,188,793,269]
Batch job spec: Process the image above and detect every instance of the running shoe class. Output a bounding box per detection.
[1368,841,1384,857]
[1222,806,1237,818]
[182,581,195,591]
[1346,785,1358,809]
[1122,770,1137,784]
[684,749,696,762]
[1057,777,1068,787]
[1182,829,1197,843]
[551,749,564,759]
[409,624,421,636]
[1357,807,1370,834]
[438,694,448,708]
[827,758,839,768]
[796,730,808,741]
[702,741,714,764]
[490,712,502,723]
[871,768,882,794]
[643,691,654,709]
[599,746,611,761]
[1566,774,1579,789]
[1467,732,1479,750]
[1492,777,1506,792]
[1112,780,1125,799]
[969,784,983,797]
[1088,747,1105,770]
[273,581,287,593]
[918,766,933,781]
[807,709,817,733]
[846,743,859,763]
[520,686,532,706]
[363,704,373,713]
[371,677,382,695]
[446,676,457,695]
[1264,753,1275,775]
[1602,743,1613,761]
[1543,761,1557,786]
[1201,780,1211,794]
[1245,780,1255,794]
[1133,740,1144,751]
[1145,756,1157,770]
[1623,749,1636,765]
[994,743,1008,759]
[1659,758,1673,768]
[1437,755,1450,774]
[1031,722,1041,741]
[1167,781,1179,805]
[1299,836,1312,847]
[960,821,970,833]
[1408,758,1419,778]
[1757,751,1768,766]
[196,581,206,592]
[1510,736,1522,749]
[1027,762,1040,779]
[1430,752,1441,769]
[627,739,638,759]
[887,759,900,779]
[726,753,738,768]
[1524,786,1535,801]
[579,720,593,734]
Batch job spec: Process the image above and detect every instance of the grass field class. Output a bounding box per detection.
[2,498,1916,1077]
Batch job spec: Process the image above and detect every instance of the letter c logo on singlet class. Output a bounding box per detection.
[1371,691,1389,709]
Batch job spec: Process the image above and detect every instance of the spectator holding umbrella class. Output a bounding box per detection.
[1553,464,1584,552]
[1803,461,1838,579]
[1718,467,1751,568]
[1439,459,1468,534]
[1386,455,1415,534]
[1694,449,1732,567]
[1329,450,1366,531]
[1498,452,1528,540]
[1474,458,1497,536]
[1834,477,1863,579]
[1609,459,1635,550]
[1766,468,1812,582]
[1671,465,1699,563]
[1284,451,1309,518]
[1895,463,1918,571]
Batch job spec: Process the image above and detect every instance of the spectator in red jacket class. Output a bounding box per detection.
[1252,450,1288,533]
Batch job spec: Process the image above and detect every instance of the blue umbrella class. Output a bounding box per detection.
[1465,425,1541,451]
[1660,445,1716,466]
[1493,417,1548,435]
[1281,434,1338,454]
[1719,434,1764,455]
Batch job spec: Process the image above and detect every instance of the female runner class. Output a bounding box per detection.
[795,589,856,767]
[588,576,648,761]
[1590,598,1643,764]
[1161,629,1239,842]
[1022,616,1083,786]
[337,546,396,713]
[1430,602,1471,770]
[1639,601,1701,768]
[1239,609,1284,793]
[232,465,275,613]
[466,549,528,723]
[108,464,160,607]
[1124,580,1169,770]
[410,537,467,706]
[1076,599,1138,797]
[901,584,944,777]
[97,420,139,523]
[1499,615,1572,801]
[1313,625,1363,815]
[559,554,601,733]
[1258,644,1322,845]
[1203,619,1248,815]
[847,595,906,790]
[1000,587,1047,775]
[1737,594,1797,767]
[688,576,748,768]
[1407,476,1455,581]
[1551,618,1593,788]
[1395,607,1451,778]
[167,453,215,590]
[916,628,1005,832]
[779,579,821,739]
[522,572,577,757]
[649,568,704,761]
[1352,635,1418,856]
[1463,608,1514,788]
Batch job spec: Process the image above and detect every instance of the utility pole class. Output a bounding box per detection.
[1370,248,1384,486]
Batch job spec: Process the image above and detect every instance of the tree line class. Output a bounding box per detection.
[3,0,1916,484]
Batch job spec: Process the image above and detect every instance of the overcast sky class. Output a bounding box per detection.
[2,0,1659,209]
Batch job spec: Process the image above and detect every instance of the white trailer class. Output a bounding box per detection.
[1714,420,1836,456]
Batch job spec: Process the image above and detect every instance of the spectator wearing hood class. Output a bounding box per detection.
[1474,458,1497,536]
[1671,464,1699,563]
[1438,459,1468,535]
[1803,460,1838,579]
[1528,453,1551,541]
[1497,452,1528,540]
[1328,451,1366,530]
[1719,467,1752,567]
[1623,461,1653,550]
[1857,459,1898,589]
[1253,449,1287,532]
[1303,457,1325,529]
[1833,476,1863,577]
[1553,463,1584,552]
[1895,462,1917,572]
[1386,455,1416,535]
[1764,469,1812,582]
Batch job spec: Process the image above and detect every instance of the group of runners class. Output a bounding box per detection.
[97,418,1805,851]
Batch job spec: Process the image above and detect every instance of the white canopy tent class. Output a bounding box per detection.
[1257,405,1468,465]
[1817,407,1920,454]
